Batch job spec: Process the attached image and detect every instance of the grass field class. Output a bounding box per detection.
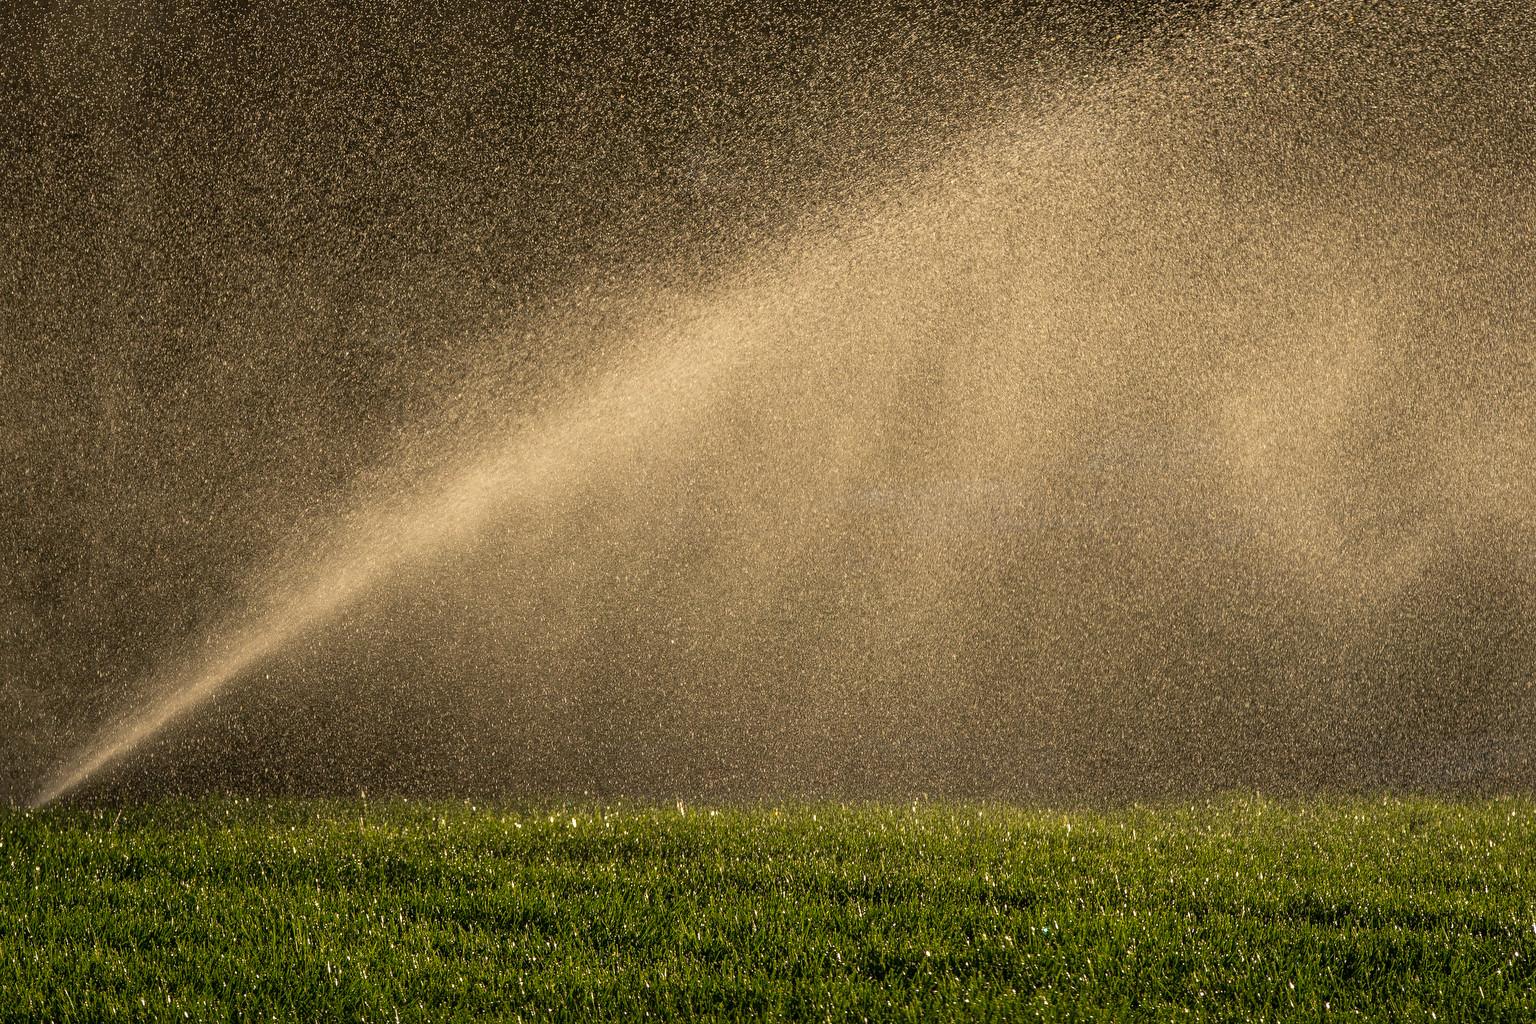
[3,797,1535,1021]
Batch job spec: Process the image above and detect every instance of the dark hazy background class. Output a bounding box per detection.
[5,1,1534,804]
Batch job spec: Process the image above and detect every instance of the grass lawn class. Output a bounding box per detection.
[2,796,1535,1021]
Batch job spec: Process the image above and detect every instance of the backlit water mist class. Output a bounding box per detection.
[14,2,1536,804]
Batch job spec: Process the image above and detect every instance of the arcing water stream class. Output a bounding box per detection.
[30,2,1536,804]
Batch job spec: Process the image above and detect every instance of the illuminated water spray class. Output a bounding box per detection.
[33,5,1536,802]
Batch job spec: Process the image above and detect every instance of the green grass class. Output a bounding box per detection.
[3,797,1535,1021]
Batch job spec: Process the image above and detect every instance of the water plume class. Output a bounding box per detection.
[31,0,1536,804]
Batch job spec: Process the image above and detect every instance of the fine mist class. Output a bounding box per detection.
[18,2,1536,804]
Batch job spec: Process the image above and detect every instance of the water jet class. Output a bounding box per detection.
[21,1,1536,805]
